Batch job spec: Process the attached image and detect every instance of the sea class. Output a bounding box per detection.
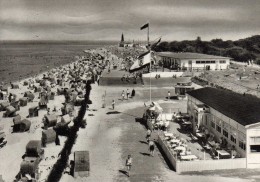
[0,41,117,84]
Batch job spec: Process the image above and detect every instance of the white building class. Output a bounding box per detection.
[156,52,230,71]
[187,87,260,168]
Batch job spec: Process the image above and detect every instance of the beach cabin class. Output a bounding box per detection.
[19,97,28,107]
[47,92,55,100]
[43,114,57,128]
[0,131,7,147]
[0,102,10,111]
[11,83,19,89]
[11,100,20,111]
[41,128,56,146]
[34,86,42,93]
[26,140,44,158]
[39,92,48,110]
[61,103,74,116]
[20,157,40,178]
[29,106,39,117]
[3,105,16,117]
[13,119,31,132]
[74,151,90,177]
[23,80,29,86]
[24,91,35,102]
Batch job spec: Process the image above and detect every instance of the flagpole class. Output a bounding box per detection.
[148,22,151,104]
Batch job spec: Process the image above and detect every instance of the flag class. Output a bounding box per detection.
[140,23,149,30]
[151,37,161,48]
[130,51,151,72]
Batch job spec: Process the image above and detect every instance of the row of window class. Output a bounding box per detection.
[211,120,246,150]
[196,60,226,64]
[196,61,216,64]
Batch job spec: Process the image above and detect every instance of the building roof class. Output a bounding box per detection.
[156,52,230,60]
[187,87,260,126]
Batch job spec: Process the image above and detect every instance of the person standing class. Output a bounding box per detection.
[148,140,155,157]
[126,89,130,99]
[131,88,135,97]
[112,99,115,110]
[168,91,171,100]
[121,90,125,101]
[125,155,132,177]
[146,129,152,142]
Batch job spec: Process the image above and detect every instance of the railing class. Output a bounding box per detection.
[157,134,246,173]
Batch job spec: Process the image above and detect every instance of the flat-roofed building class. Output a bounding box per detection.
[187,87,260,168]
[156,52,230,71]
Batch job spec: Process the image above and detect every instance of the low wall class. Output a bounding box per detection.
[158,134,177,170]
[177,158,246,173]
[157,134,246,173]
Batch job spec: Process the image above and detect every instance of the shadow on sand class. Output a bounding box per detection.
[140,152,150,156]
[118,170,128,177]
[106,111,121,115]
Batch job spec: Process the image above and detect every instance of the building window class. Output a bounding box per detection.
[239,141,246,150]
[223,129,228,138]
[216,125,221,133]
[231,135,236,143]
[250,145,260,153]
[196,61,201,64]
[211,120,215,129]
[220,60,226,64]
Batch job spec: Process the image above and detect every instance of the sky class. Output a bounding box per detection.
[0,0,259,41]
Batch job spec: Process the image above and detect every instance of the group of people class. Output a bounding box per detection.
[124,128,156,177]
[121,88,135,101]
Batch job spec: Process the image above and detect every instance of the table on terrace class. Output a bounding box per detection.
[180,155,198,161]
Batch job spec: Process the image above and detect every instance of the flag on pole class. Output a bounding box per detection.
[140,23,149,30]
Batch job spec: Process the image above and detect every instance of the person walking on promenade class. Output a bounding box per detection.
[121,90,125,101]
[131,88,135,97]
[146,129,152,142]
[126,89,130,99]
[125,155,132,177]
[112,99,115,110]
[148,140,155,157]
[168,91,171,100]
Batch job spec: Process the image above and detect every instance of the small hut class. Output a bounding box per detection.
[0,131,6,144]
[47,92,55,100]
[34,86,42,93]
[11,83,19,89]
[41,128,56,146]
[38,92,48,110]
[11,100,20,111]
[4,105,16,117]
[74,151,90,177]
[13,119,31,132]
[0,90,8,100]
[61,103,74,116]
[26,140,43,157]
[13,114,22,124]
[61,114,71,124]
[29,106,39,117]
[43,114,57,128]
[57,87,65,95]
[23,80,29,86]
[19,97,28,107]
[24,91,35,102]
[20,157,40,177]
[0,102,10,111]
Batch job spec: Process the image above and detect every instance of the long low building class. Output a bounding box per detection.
[187,87,260,168]
[156,52,230,71]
